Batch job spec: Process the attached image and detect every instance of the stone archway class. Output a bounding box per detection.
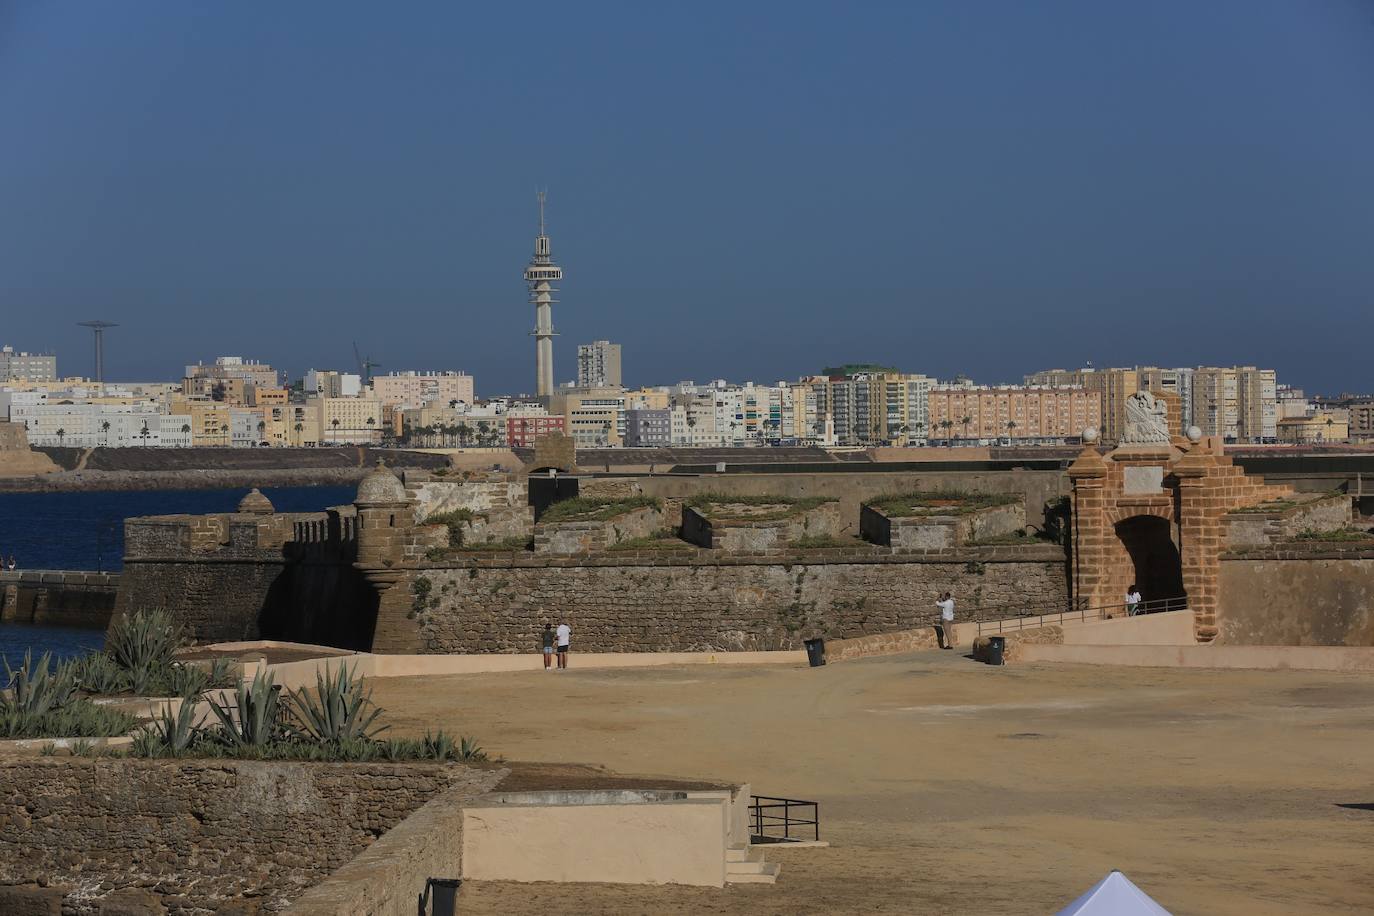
[1069,426,1294,643]
[1112,515,1185,606]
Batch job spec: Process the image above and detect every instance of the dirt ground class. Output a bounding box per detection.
[369,652,1374,915]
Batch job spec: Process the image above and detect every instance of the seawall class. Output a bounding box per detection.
[0,570,119,629]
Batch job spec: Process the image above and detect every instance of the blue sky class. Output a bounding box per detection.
[2,1,1371,395]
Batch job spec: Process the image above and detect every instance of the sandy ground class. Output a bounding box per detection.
[369,652,1374,915]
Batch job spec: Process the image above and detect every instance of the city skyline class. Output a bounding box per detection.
[3,3,1372,393]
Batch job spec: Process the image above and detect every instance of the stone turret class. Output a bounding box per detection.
[236,488,275,516]
[353,461,412,588]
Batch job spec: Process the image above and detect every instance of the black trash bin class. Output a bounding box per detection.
[426,877,461,916]
[804,637,826,667]
[986,636,1006,666]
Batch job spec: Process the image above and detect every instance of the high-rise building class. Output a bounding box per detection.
[577,341,622,388]
[524,192,562,398]
[184,357,279,389]
[0,346,57,382]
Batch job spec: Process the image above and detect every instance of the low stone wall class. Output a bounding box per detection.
[680,502,842,551]
[0,759,503,914]
[534,506,665,555]
[397,544,1069,653]
[861,502,1026,549]
[1223,493,1352,550]
[1218,548,1374,646]
[826,626,942,661]
[0,570,119,629]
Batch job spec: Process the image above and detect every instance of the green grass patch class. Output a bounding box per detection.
[541,496,660,523]
[424,508,477,546]
[456,536,532,552]
[1232,499,1302,514]
[867,491,1019,518]
[687,493,835,522]
[1293,527,1374,543]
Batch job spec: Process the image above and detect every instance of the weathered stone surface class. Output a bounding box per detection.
[405,548,1069,653]
[0,759,504,915]
[98,888,167,915]
[0,886,64,916]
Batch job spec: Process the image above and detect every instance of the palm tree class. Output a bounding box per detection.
[457,422,472,447]
[939,418,954,445]
[100,419,111,446]
[330,418,340,443]
[139,422,151,445]
[220,422,230,445]
[292,422,303,443]
[1005,420,1017,444]
[912,421,925,444]
[960,415,972,441]
[55,427,65,445]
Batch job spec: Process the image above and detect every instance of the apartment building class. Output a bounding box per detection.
[506,414,565,448]
[549,387,626,447]
[1277,412,1348,444]
[184,357,279,389]
[927,386,1101,442]
[0,346,57,382]
[576,341,622,388]
[304,370,363,399]
[319,397,382,444]
[624,408,671,447]
[371,371,474,409]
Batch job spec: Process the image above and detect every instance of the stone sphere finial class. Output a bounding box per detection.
[236,488,274,515]
[1186,425,1203,444]
[355,460,407,506]
[1081,427,1099,444]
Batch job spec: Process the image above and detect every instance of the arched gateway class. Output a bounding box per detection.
[1068,393,1293,643]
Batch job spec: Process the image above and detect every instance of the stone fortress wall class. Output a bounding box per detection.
[0,758,503,915]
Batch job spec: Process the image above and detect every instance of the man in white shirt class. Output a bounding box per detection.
[936,593,956,650]
[1125,585,1142,617]
[555,621,572,669]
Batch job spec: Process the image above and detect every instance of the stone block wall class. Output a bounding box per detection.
[862,502,1026,549]
[399,544,1068,653]
[0,759,504,915]
[0,570,119,629]
[533,506,665,555]
[1223,494,1353,550]
[680,502,842,552]
[407,476,526,522]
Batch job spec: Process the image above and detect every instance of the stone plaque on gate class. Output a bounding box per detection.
[1122,465,1164,495]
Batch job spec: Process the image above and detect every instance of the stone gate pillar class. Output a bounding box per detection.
[1173,435,1226,643]
[1067,430,1110,611]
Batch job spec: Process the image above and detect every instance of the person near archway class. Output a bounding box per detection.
[1125,584,1142,616]
[935,593,957,649]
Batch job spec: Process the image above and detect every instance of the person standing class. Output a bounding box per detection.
[936,592,956,650]
[555,620,572,669]
[1125,584,1142,617]
[541,622,555,670]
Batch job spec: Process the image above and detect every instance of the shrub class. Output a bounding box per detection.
[2,651,78,720]
[208,670,284,748]
[0,700,135,739]
[285,663,386,743]
[106,609,181,677]
[71,652,129,695]
[426,509,476,547]
[143,700,204,755]
[867,491,1019,518]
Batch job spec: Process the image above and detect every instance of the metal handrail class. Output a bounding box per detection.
[750,795,820,843]
[974,595,1189,637]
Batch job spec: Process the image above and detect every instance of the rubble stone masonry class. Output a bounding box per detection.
[398,545,1069,653]
[0,759,504,914]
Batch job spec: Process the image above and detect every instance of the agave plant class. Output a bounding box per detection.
[2,651,78,719]
[208,669,283,748]
[285,663,386,743]
[166,663,210,700]
[146,700,203,755]
[71,652,129,695]
[457,736,487,762]
[106,609,181,675]
[422,729,455,761]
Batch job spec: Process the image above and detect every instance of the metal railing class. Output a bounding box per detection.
[974,595,1189,638]
[750,795,820,843]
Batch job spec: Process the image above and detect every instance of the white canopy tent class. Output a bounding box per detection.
[1056,871,1173,916]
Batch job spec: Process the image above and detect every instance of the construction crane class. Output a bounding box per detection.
[353,342,381,384]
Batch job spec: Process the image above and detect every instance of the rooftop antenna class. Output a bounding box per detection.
[77,321,118,387]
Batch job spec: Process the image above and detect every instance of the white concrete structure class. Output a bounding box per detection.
[524,192,562,398]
